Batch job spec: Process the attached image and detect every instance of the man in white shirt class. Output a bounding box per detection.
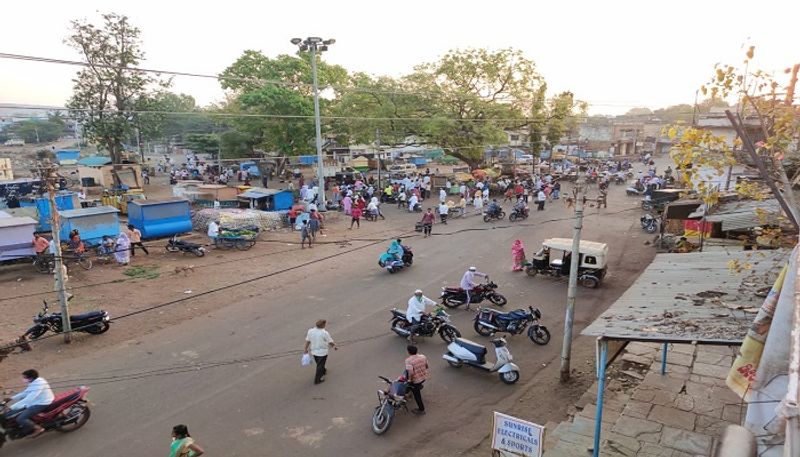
[304,320,337,384]
[406,290,437,343]
[460,267,488,310]
[537,189,546,211]
[438,202,450,224]
[207,220,219,246]
[439,187,447,204]
[408,193,419,212]
[8,369,54,437]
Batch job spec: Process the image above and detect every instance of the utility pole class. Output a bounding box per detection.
[41,160,72,343]
[376,129,381,189]
[560,169,585,381]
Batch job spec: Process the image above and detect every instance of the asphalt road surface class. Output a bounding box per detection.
[7,182,654,457]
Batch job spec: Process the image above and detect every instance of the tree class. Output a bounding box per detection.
[65,13,168,163]
[6,116,66,143]
[184,133,219,156]
[624,107,653,116]
[219,50,348,155]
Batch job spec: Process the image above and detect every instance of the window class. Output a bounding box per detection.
[584,255,597,265]
[509,134,519,141]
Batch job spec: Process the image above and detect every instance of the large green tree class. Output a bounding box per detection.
[5,115,66,143]
[65,13,168,163]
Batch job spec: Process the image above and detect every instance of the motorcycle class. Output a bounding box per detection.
[389,306,461,343]
[640,213,658,234]
[508,206,529,222]
[24,300,110,340]
[166,235,206,257]
[442,337,520,384]
[483,206,505,223]
[378,246,413,274]
[440,279,507,308]
[371,375,409,435]
[0,386,91,447]
[613,174,626,185]
[473,306,551,345]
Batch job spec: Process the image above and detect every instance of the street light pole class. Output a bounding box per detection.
[41,160,72,343]
[560,170,585,381]
[291,36,335,211]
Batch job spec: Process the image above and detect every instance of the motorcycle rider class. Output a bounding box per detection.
[5,369,54,438]
[460,267,488,310]
[512,197,528,217]
[387,239,404,263]
[486,199,501,217]
[406,289,436,343]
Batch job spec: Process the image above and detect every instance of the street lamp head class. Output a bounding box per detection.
[323,39,336,45]
[307,37,323,44]
[319,45,328,52]
[290,38,302,45]
[300,45,309,52]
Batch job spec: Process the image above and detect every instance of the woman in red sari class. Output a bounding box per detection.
[511,239,526,271]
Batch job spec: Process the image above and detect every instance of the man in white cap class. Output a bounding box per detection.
[406,289,437,343]
[460,267,488,310]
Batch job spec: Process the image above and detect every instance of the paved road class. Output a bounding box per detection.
[8,182,651,457]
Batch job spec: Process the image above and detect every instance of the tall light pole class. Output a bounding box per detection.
[560,169,586,381]
[291,36,335,211]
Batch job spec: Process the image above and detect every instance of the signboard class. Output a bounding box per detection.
[491,412,544,457]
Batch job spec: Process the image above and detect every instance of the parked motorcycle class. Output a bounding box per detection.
[166,235,206,257]
[440,279,507,308]
[371,375,409,435]
[473,306,551,345]
[378,246,414,274]
[389,306,461,342]
[508,206,529,222]
[640,213,658,234]
[24,300,110,340]
[442,337,520,384]
[483,206,505,223]
[0,386,91,447]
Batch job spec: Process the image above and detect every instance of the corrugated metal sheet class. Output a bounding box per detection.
[688,199,782,231]
[582,249,789,344]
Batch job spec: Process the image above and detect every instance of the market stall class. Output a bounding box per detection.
[58,206,120,245]
[128,198,192,238]
[0,216,37,261]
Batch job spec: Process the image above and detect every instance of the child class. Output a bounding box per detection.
[288,207,298,231]
[300,220,312,249]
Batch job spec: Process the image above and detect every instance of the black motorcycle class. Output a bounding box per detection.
[440,280,508,308]
[473,305,551,345]
[166,235,206,257]
[483,206,505,223]
[371,375,409,435]
[508,206,529,222]
[389,306,461,343]
[24,300,110,339]
[640,213,658,234]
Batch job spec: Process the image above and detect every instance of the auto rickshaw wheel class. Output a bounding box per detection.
[580,275,600,288]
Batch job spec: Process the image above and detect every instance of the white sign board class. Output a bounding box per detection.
[491,412,544,457]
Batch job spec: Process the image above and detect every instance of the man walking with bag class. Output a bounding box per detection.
[304,320,337,384]
[404,345,428,415]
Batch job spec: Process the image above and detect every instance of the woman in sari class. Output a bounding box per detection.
[342,195,353,215]
[511,239,526,271]
[169,424,204,457]
[114,232,131,266]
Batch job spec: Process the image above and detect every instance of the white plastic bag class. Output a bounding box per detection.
[301,353,312,367]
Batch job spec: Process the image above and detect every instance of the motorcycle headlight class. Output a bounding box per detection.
[103,315,110,322]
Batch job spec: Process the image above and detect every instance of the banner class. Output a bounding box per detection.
[683,219,712,238]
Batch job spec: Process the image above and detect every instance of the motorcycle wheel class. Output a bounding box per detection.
[473,320,494,337]
[192,248,206,257]
[499,371,520,385]
[77,256,92,270]
[439,325,461,343]
[165,245,180,253]
[645,223,658,234]
[483,214,491,223]
[580,276,600,289]
[442,296,463,308]
[445,351,463,368]
[509,213,518,222]
[371,403,395,435]
[34,259,51,274]
[525,267,538,277]
[528,325,551,345]
[25,326,48,340]
[56,402,91,432]
[487,293,508,307]
[390,318,411,337]
[498,211,505,220]
[83,322,110,335]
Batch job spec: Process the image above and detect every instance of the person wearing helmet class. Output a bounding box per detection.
[405,289,436,343]
[460,266,488,310]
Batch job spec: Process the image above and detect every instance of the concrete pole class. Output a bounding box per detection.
[43,160,72,343]
[560,171,585,381]
[310,45,326,211]
[376,129,381,189]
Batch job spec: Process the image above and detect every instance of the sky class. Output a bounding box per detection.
[0,0,797,116]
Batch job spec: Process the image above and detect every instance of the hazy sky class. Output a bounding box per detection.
[0,0,796,115]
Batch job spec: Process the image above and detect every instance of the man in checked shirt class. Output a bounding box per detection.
[404,345,429,415]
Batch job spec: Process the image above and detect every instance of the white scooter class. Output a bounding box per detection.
[442,337,520,384]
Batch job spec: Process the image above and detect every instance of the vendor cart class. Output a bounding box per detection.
[216,226,259,250]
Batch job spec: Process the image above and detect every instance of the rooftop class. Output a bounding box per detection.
[688,198,782,231]
[582,249,789,344]
[58,205,119,218]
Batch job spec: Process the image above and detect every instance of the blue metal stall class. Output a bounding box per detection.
[19,192,79,232]
[58,206,120,245]
[127,198,192,238]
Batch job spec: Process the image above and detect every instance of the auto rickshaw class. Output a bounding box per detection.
[523,238,608,288]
